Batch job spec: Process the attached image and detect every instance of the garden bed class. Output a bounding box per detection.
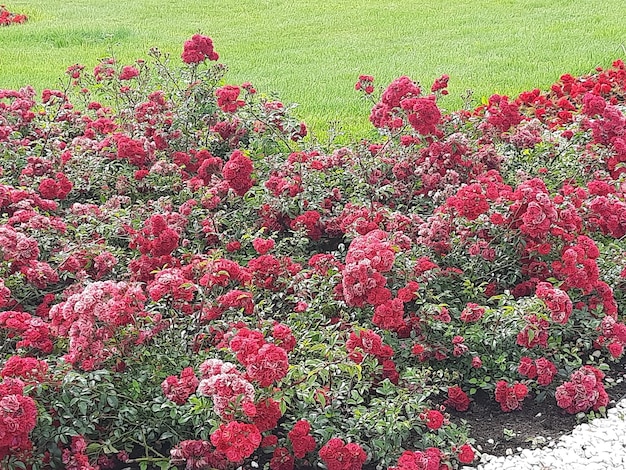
[1,34,626,470]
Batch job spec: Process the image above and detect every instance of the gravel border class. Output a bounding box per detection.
[461,395,626,470]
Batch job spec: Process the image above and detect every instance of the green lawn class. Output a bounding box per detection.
[1,0,625,138]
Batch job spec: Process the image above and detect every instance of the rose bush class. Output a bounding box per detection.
[1,33,626,469]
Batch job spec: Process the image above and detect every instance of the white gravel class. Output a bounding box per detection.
[461,395,626,470]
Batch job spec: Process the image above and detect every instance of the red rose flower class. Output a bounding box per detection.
[253,398,282,433]
[252,238,275,255]
[223,150,254,196]
[608,341,624,358]
[445,386,470,412]
[210,421,261,462]
[216,85,245,113]
[517,356,537,379]
[460,303,485,322]
[119,65,139,80]
[424,409,444,430]
[494,380,528,412]
[457,444,475,464]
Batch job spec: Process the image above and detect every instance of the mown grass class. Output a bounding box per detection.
[1,0,625,138]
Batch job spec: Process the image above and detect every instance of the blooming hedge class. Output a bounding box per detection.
[1,33,626,469]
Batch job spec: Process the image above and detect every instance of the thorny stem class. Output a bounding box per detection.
[39,76,73,160]
[243,105,295,153]
[149,49,184,96]
[354,124,409,210]
[125,456,170,465]
[131,433,167,459]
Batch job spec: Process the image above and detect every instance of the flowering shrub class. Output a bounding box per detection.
[1,33,626,470]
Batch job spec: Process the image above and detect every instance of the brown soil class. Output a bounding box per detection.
[449,361,626,458]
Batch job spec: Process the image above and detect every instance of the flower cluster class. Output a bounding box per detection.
[494,380,529,412]
[60,435,99,470]
[149,267,197,302]
[369,76,422,130]
[555,366,609,414]
[228,327,290,387]
[161,367,199,405]
[342,229,396,309]
[211,421,261,462]
[516,314,550,349]
[354,75,375,95]
[182,34,219,64]
[216,85,245,113]
[459,303,485,322]
[0,356,48,384]
[0,378,37,459]
[389,448,444,470]
[288,420,317,458]
[0,310,53,353]
[552,236,602,295]
[597,315,626,359]
[170,440,229,470]
[319,438,367,470]
[517,356,557,386]
[223,150,254,196]
[196,358,255,418]
[49,281,147,370]
[345,328,393,364]
[445,386,470,412]
[535,282,573,324]
[270,447,295,470]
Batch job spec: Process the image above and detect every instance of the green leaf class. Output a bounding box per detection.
[103,442,119,453]
[86,443,101,453]
[316,391,327,408]
[107,395,119,408]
